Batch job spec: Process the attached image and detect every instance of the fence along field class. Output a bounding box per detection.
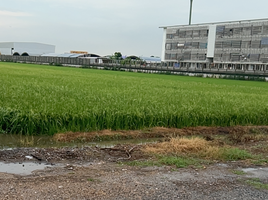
[0,62,268,135]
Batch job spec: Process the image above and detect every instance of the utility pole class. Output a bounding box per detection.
[189,0,193,25]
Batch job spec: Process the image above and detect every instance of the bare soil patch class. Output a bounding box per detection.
[0,144,148,164]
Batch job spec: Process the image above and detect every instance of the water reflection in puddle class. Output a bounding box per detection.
[241,167,268,179]
[0,162,52,175]
[0,134,159,149]
[242,168,258,172]
[0,134,55,149]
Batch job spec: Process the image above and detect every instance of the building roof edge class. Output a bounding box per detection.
[159,18,268,29]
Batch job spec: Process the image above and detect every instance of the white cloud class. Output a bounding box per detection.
[0,10,32,17]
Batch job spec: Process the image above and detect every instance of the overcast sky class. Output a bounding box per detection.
[1,0,268,57]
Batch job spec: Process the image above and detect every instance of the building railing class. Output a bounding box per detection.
[0,55,267,77]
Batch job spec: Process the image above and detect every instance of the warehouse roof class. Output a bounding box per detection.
[140,56,161,63]
[40,53,101,58]
[40,53,60,57]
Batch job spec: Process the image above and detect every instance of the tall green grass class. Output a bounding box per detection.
[0,62,268,135]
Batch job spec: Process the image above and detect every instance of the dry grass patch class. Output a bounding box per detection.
[226,126,268,144]
[144,137,218,159]
[53,126,268,143]
[144,137,211,154]
[247,143,268,154]
[228,132,268,144]
[53,130,142,142]
[143,137,252,161]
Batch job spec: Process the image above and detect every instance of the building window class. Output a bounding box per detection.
[184,42,192,49]
[251,40,261,48]
[263,26,268,34]
[223,41,232,48]
[185,30,193,38]
[231,40,241,49]
[222,53,231,61]
[165,53,171,60]
[171,43,178,50]
[199,42,207,49]
[191,53,198,60]
[233,28,242,35]
[198,54,206,60]
[177,53,183,60]
[216,26,225,38]
[171,54,177,60]
[192,42,199,49]
[166,34,173,39]
[252,26,262,35]
[183,52,191,60]
[224,28,233,37]
[200,30,208,37]
[231,54,240,61]
[193,30,200,37]
[260,53,268,62]
[213,53,222,61]
[249,54,260,62]
[165,43,172,50]
[178,31,186,38]
[243,27,252,36]
[215,41,222,49]
[241,41,251,48]
[261,37,268,48]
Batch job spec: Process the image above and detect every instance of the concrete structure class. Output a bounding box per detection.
[0,42,55,56]
[161,18,268,71]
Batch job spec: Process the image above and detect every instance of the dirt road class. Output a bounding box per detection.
[1,146,268,200]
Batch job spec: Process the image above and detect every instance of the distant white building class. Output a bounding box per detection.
[161,18,268,70]
[0,42,55,56]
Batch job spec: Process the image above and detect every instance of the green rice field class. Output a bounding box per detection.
[0,62,268,135]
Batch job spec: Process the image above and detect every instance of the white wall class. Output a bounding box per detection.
[0,48,13,55]
[14,42,55,56]
[207,25,216,58]
[0,42,55,56]
[161,28,167,62]
[0,42,14,55]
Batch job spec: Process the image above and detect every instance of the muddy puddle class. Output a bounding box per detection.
[0,162,54,175]
[0,134,158,149]
[242,168,258,172]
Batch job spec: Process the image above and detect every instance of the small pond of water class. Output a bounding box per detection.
[242,168,258,172]
[0,162,54,175]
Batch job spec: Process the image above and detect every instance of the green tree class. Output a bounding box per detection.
[114,52,122,60]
